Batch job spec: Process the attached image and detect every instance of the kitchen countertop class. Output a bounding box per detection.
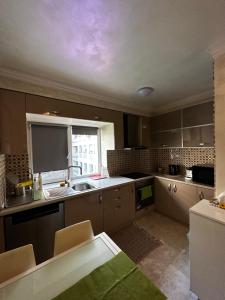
[153,173,215,190]
[0,173,213,217]
[190,199,225,225]
[0,176,139,216]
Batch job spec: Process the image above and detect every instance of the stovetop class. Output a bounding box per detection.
[121,172,151,179]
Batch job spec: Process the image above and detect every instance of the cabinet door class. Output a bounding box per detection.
[65,192,103,234]
[151,129,182,148]
[150,110,181,132]
[183,125,214,147]
[0,217,5,253]
[197,187,214,201]
[155,178,173,216]
[0,89,27,154]
[183,101,213,127]
[140,117,151,147]
[103,184,135,233]
[171,182,197,225]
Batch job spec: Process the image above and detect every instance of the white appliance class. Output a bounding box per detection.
[190,200,225,300]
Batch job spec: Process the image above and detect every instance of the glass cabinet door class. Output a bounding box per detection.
[183,125,214,147]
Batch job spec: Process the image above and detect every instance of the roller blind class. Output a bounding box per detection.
[31,124,68,173]
[72,126,98,135]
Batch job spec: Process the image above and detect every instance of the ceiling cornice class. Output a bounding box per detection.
[0,67,150,116]
[208,40,225,59]
[150,90,213,116]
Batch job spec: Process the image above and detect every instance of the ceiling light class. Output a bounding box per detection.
[136,87,154,96]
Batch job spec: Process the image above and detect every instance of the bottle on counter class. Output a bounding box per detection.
[38,172,43,191]
[33,173,43,201]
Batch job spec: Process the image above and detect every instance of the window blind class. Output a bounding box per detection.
[72,126,98,135]
[31,124,68,173]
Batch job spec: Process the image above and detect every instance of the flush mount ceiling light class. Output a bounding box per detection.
[136,87,154,96]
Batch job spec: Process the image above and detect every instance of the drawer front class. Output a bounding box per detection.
[103,184,132,202]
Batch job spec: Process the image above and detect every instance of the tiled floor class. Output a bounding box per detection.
[135,210,197,300]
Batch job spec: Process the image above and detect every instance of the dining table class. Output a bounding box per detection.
[0,232,121,300]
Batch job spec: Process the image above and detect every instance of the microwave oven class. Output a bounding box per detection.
[192,165,214,187]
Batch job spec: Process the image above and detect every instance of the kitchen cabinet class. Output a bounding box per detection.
[150,110,181,132]
[0,217,5,253]
[26,94,124,149]
[103,184,135,233]
[196,186,214,201]
[65,192,103,234]
[183,125,214,147]
[140,116,151,147]
[155,178,197,225]
[183,101,213,127]
[0,89,27,154]
[151,129,182,148]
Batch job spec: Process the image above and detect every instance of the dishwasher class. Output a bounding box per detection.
[4,202,64,264]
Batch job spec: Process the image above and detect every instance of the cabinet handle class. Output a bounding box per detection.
[114,188,120,192]
[199,192,204,200]
[168,184,171,191]
[98,195,102,204]
[173,184,177,193]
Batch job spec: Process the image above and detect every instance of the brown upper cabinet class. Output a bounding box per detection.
[151,129,182,148]
[150,110,181,132]
[183,101,213,127]
[26,94,124,149]
[183,125,214,147]
[0,89,27,154]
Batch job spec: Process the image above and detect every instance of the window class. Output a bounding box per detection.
[71,126,99,177]
[29,124,100,183]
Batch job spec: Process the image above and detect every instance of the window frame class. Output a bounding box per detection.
[27,123,102,184]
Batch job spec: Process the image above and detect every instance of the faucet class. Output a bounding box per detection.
[67,165,83,187]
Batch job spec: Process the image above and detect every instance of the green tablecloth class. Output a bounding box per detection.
[53,251,166,300]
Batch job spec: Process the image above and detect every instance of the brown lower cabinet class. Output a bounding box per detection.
[64,183,135,235]
[65,191,103,235]
[155,177,214,225]
[103,184,135,233]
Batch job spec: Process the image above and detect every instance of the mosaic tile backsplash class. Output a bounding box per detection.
[0,155,6,209]
[107,148,215,176]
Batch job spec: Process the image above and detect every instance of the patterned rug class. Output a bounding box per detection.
[109,223,163,263]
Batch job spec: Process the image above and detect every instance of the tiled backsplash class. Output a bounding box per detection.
[0,154,6,208]
[107,148,215,176]
[5,153,29,194]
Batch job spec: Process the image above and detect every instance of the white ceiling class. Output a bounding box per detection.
[0,0,225,114]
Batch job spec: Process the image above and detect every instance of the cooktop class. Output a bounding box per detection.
[121,172,151,179]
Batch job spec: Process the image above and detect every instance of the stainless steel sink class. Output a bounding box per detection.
[72,182,95,191]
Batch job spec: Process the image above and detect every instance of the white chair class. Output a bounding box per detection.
[54,220,94,256]
[0,244,36,284]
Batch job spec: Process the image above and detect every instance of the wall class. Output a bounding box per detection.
[215,52,225,195]
[107,148,214,176]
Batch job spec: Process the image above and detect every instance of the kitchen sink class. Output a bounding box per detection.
[72,182,95,191]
